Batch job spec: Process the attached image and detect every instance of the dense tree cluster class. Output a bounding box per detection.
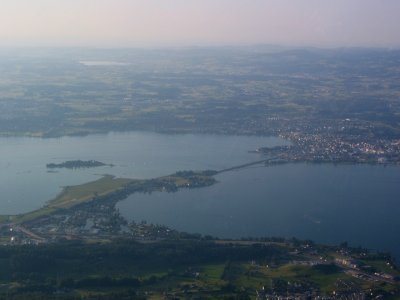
[0,239,284,298]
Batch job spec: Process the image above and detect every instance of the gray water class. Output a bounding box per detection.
[117,163,400,259]
[0,131,284,214]
[1,131,399,258]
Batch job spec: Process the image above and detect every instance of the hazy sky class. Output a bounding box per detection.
[1,0,399,48]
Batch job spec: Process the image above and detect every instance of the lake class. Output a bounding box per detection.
[0,131,285,214]
[0,131,399,258]
[117,163,400,259]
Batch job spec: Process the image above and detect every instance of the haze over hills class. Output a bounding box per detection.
[1,1,400,299]
[1,0,400,48]
[1,47,399,138]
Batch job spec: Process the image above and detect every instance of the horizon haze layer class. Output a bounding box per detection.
[1,0,400,48]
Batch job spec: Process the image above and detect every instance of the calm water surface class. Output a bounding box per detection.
[0,132,284,214]
[1,131,398,258]
[117,163,400,258]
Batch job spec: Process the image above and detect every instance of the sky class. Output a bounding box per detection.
[0,0,399,48]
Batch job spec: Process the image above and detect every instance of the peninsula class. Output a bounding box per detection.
[0,167,399,299]
[0,170,218,228]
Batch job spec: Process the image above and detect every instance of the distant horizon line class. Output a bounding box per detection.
[0,44,399,51]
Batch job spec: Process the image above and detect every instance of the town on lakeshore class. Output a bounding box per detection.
[257,132,400,165]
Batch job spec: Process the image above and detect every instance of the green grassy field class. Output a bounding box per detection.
[202,264,226,285]
[0,175,135,225]
[47,175,136,209]
[8,207,58,224]
[0,171,216,226]
[0,215,10,223]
